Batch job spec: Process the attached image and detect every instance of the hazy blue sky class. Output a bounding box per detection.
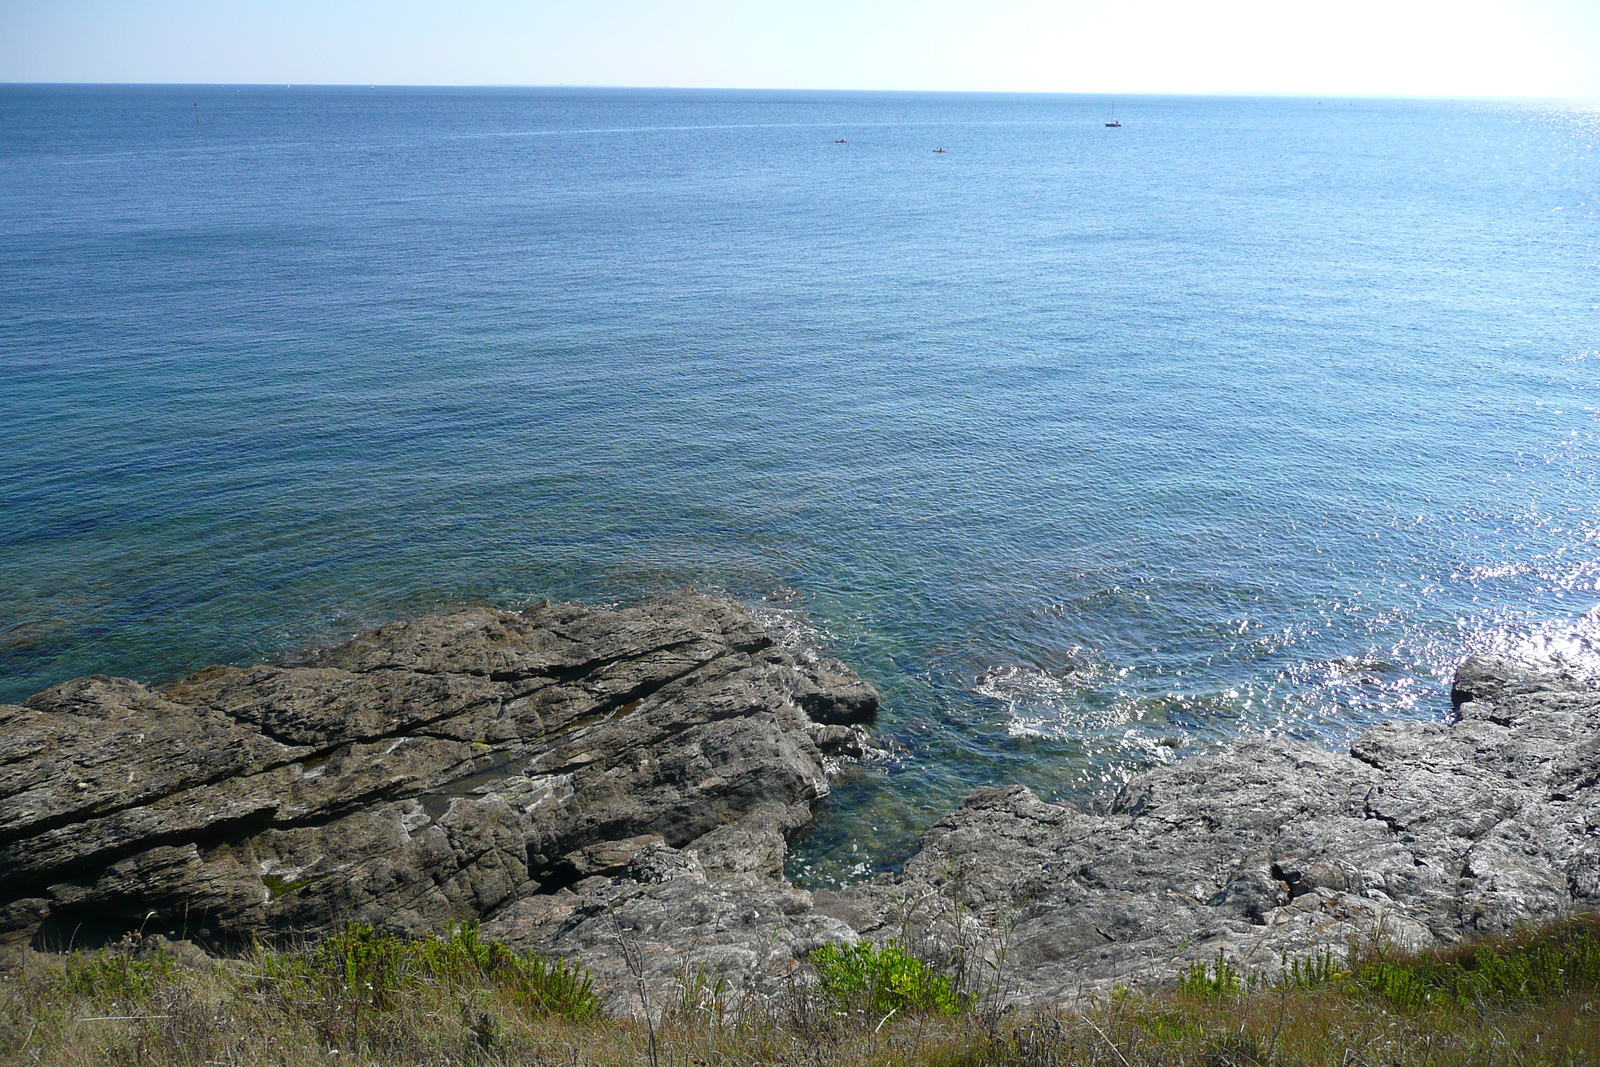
[3,0,1598,97]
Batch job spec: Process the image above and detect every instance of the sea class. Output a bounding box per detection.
[2,85,1597,883]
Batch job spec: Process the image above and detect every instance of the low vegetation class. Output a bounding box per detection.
[3,916,1597,1066]
[811,938,964,1016]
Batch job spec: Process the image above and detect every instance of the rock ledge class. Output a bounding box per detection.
[817,653,1600,1002]
[6,598,1597,1012]
[0,592,877,979]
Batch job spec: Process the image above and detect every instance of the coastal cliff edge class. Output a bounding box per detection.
[2,593,1595,1011]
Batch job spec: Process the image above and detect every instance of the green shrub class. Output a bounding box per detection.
[56,943,177,1005]
[1176,950,1241,999]
[1352,955,1440,1012]
[1281,948,1346,990]
[809,938,962,1016]
[270,921,600,1019]
[309,921,409,1007]
[1351,917,1600,1011]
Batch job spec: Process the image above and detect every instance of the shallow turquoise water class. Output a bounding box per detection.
[2,86,1597,881]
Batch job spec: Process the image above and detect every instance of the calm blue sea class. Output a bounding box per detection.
[2,85,1597,881]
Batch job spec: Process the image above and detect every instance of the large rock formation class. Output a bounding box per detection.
[816,654,1600,1001]
[0,593,877,965]
[480,650,1600,1012]
[4,591,1597,1014]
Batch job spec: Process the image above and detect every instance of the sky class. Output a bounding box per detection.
[2,0,1598,98]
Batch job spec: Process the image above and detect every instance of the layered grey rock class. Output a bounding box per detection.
[482,826,856,1015]
[817,654,1600,1002]
[5,597,1596,1014]
[0,593,879,967]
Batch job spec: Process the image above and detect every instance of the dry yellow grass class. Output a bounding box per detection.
[3,920,1598,1067]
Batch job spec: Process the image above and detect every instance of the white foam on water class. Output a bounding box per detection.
[746,600,836,664]
[970,659,1135,739]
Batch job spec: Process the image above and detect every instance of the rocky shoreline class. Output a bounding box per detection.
[3,593,1597,1012]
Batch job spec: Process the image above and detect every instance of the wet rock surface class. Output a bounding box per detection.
[0,593,879,974]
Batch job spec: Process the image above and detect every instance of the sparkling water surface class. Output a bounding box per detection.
[2,86,1598,883]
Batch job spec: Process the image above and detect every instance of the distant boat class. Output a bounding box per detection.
[1105,100,1122,128]
[834,139,848,144]
[932,147,948,153]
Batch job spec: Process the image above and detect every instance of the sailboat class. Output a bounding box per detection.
[1105,100,1121,128]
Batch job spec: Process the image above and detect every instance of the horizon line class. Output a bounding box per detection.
[3,81,1597,104]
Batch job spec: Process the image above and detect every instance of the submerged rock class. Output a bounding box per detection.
[0,592,879,971]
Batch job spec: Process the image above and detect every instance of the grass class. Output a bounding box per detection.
[2,917,1598,1066]
[1176,915,1600,1014]
[284,921,600,1018]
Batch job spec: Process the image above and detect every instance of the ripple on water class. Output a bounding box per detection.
[2,87,1598,889]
